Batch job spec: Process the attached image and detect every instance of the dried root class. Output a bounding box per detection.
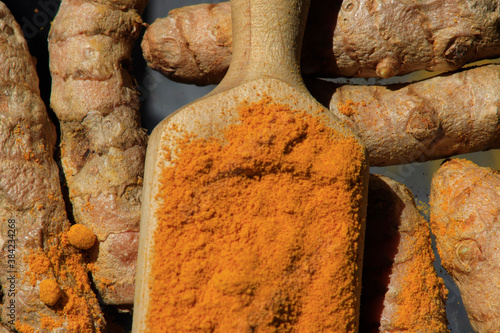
[321,64,500,166]
[0,2,105,331]
[362,175,448,332]
[431,159,500,333]
[49,0,148,306]
[141,0,500,85]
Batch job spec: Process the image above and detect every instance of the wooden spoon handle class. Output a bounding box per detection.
[215,0,311,92]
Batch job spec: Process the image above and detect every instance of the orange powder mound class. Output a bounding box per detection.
[67,224,97,250]
[148,99,367,332]
[39,279,62,306]
[63,288,102,333]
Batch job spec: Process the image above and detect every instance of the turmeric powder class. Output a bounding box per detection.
[337,99,359,117]
[23,232,105,332]
[147,99,368,332]
[39,279,62,306]
[68,224,97,250]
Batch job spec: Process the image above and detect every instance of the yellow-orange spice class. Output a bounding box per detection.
[15,322,35,333]
[97,277,117,294]
[338,99,360,116]
[67,224,96,250]
[26,250,51,286]
[25,231,104,333]
[147,99,367,332]
[391,216,449,332]
[64,288,101,333]
[41,316,64,330]
[39,279,62,306]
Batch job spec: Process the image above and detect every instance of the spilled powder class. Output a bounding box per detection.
[390,217,449,332]
[21,232,104,332]
[148,99,368,332]
[337,99,365,117]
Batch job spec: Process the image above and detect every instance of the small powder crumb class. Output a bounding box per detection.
[25,250,51,286]
[40,279,62,306]
[41,316,64,330]
[97,277,116,293]
[67,224,96,250]
[15,322,36,333]
[338,99,361,116]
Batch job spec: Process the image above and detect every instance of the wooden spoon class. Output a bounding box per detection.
[132,0,368,331]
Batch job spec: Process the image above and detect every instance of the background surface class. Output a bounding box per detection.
[6,0,499,331]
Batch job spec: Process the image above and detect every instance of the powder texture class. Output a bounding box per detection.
[39,279,62,306]
[337,99,360,116]
[68,224,97,250]
[148,99,367,332]
[389,216,449,332]
[23,233,104,332]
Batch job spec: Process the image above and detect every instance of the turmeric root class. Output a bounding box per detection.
[361,175,448,332]
[431,159,500,333]
[322,64,500,166]
[0,2,104,331]
[142,0,500,85]
[309,0,500,78]
[142,2,232,86]
[49,0,148,306]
